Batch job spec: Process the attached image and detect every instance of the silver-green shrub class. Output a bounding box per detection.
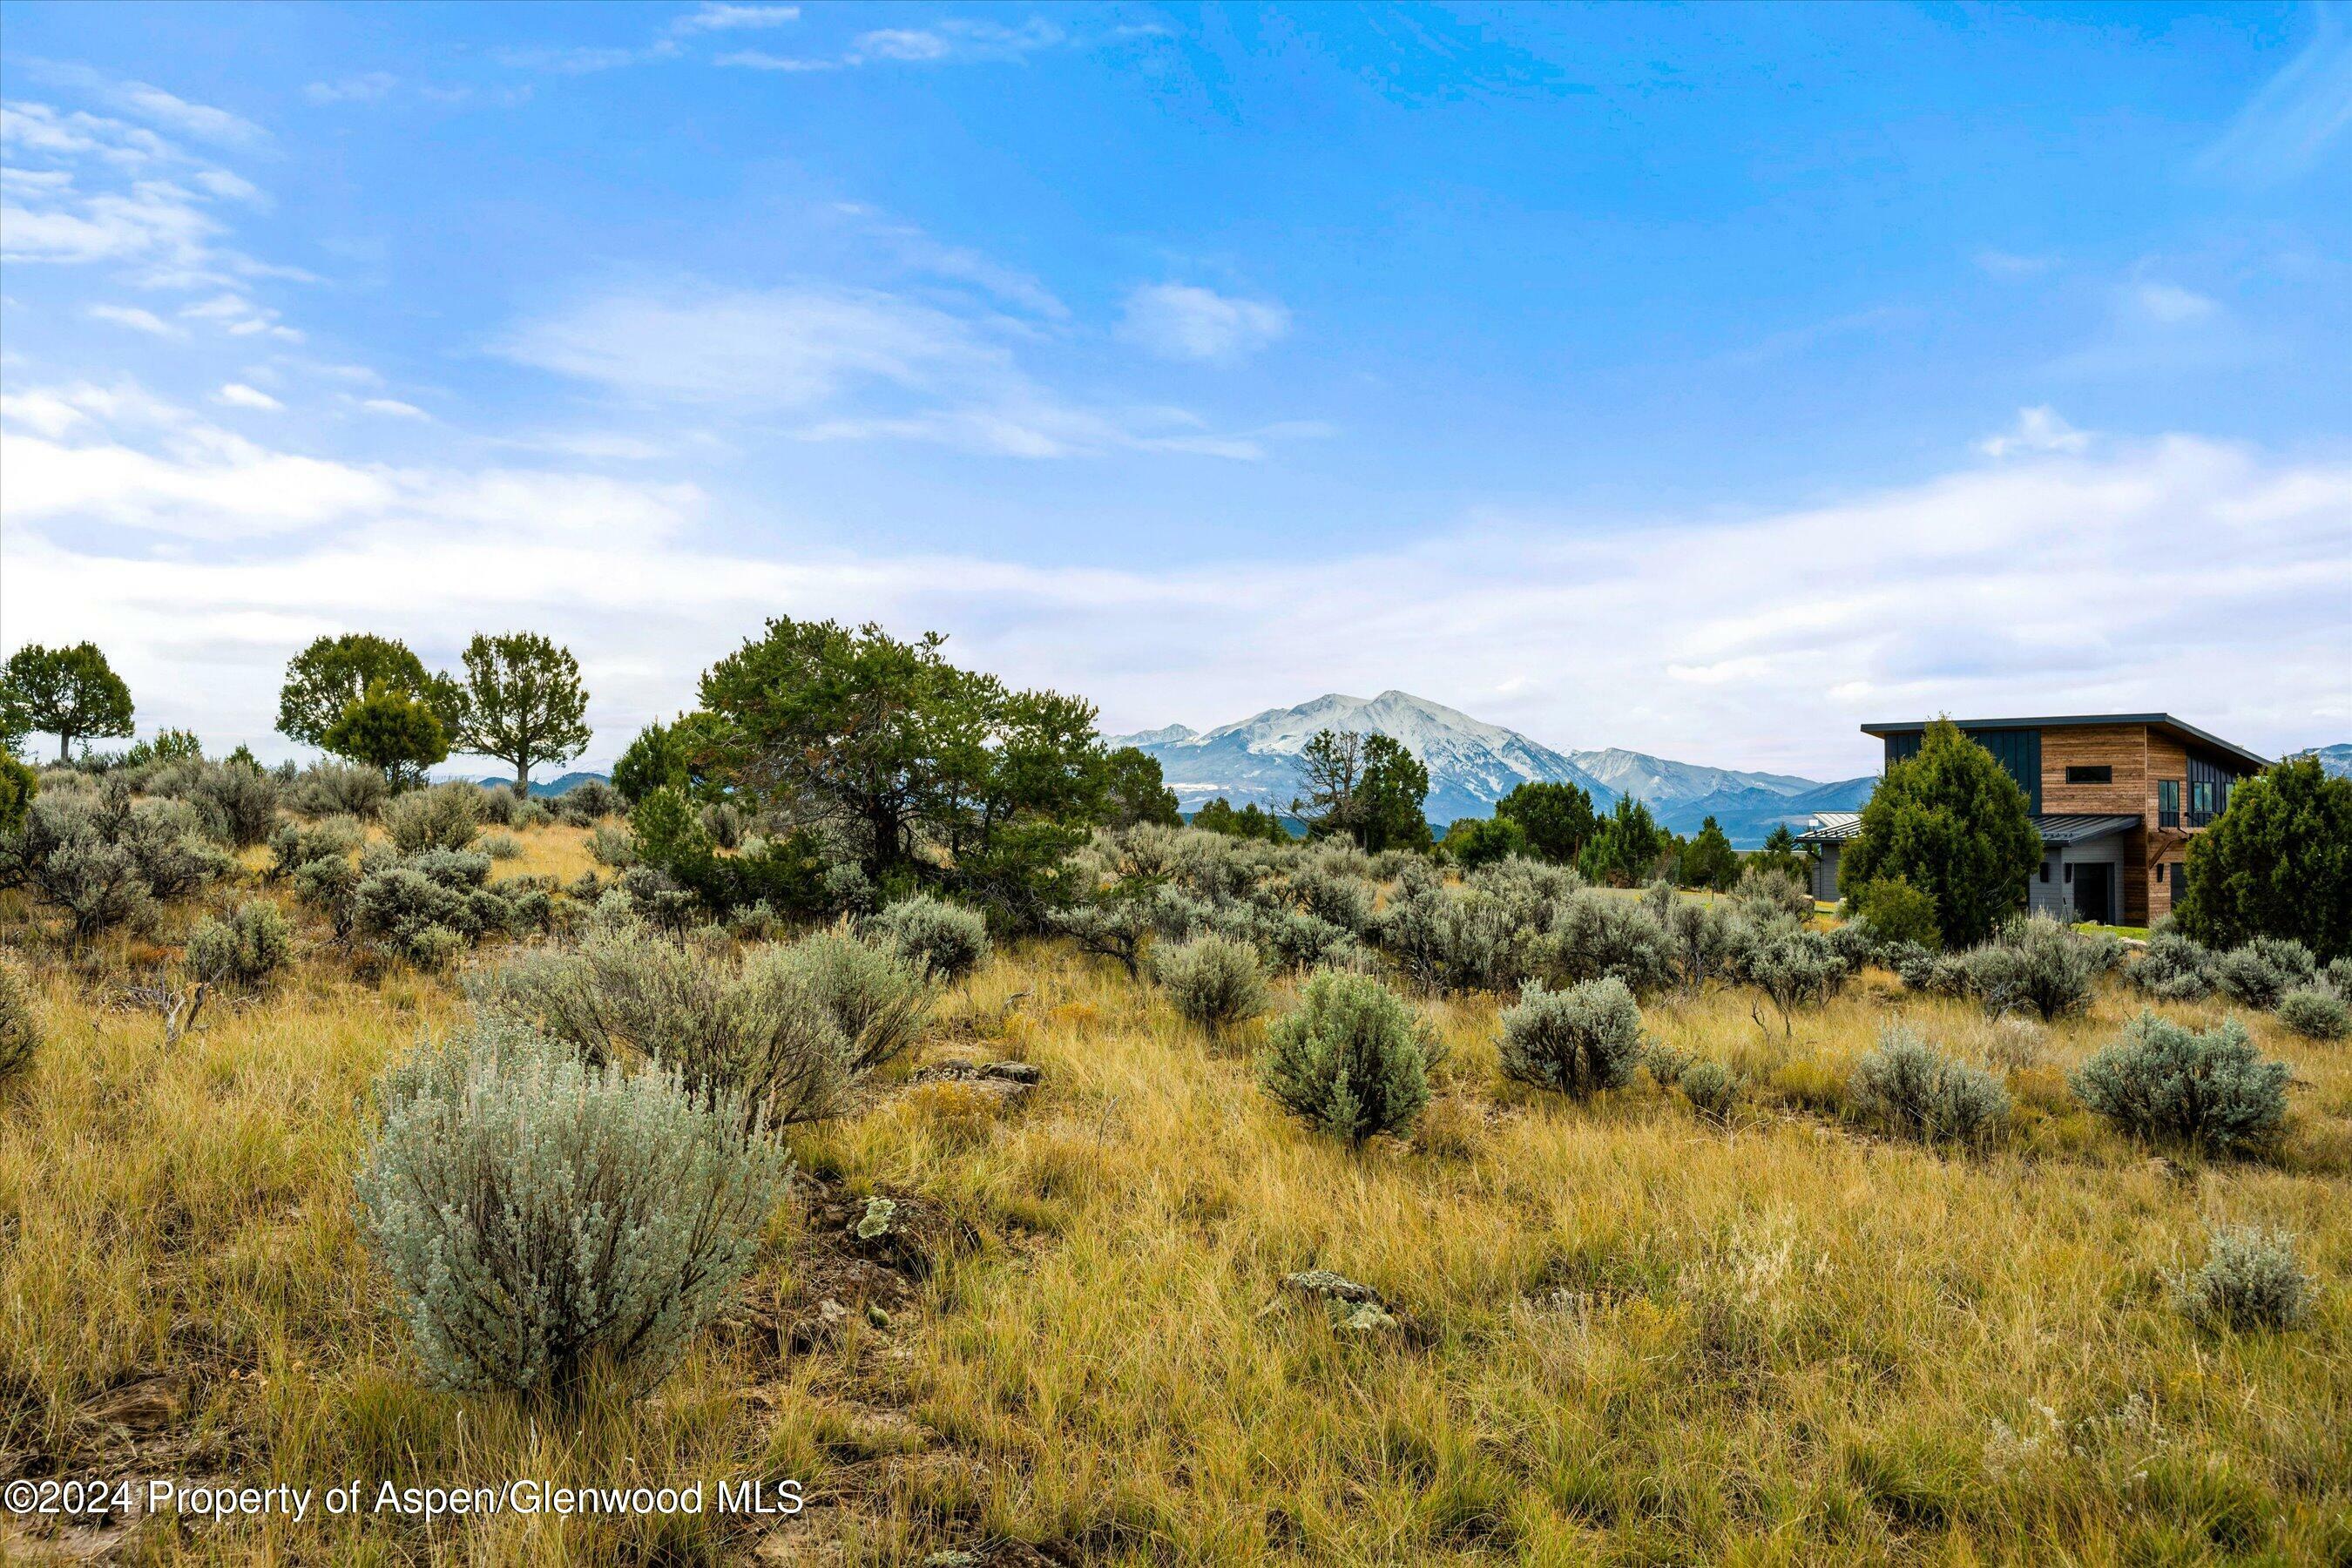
[2214,937,2317,1010]
[2071,1011,2289,1153]
[869,894,992,983]
[1497,977,1643,1098]
[1538,892,1680,997]
[355,1018,791,1402]
[1727,913,1846,1033]
[2168,1225,2315,1332]
[186,899,293,987]
[477,784,524,827]
[2275,987,2349,1041]
[1963,916,2096,1022]
[1154,932,1270,1035]
[557,779,620,825]
[286,760,388,820]
[0,956,38,1087]
[470,923,850,1126]
[588,824,638,868]
[480,831,524,862]
[2129,929,2217,1000]
[767,927,932,1071]
[1260,969,1434,1144]
[1673,1058,1739,1120]
[267,814,362,880]
[385,781,484,853]
[1853,1024,2011,1144]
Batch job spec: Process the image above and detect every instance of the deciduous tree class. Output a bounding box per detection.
[450,632,593,795]
[278,633,458,749]
[1,642,135,761]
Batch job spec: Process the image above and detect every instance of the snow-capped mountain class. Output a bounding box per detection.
[1106,690,1872,842]
[2303,743,2352,780]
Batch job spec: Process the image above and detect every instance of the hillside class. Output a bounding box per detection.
[1111,691,1873,843]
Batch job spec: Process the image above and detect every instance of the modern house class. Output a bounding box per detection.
[1797,714,2270,925]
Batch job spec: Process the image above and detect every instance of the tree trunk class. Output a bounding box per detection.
[515,763,531,798]
[58,733,71,763]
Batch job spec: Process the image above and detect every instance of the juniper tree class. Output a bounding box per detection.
[450,632,593,797]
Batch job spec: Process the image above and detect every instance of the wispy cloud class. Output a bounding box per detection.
[672,3,801,35]
[214,382,284,411]
[1976,406,2092,458]
[304,72,399,105]
[8,387,2345,767]
[2131,280,2217,325]
[24,60,267,147]
[2195,7,2352,185]
[1119,283,1291,363]
[87,302,184,336]
[493,281,1291,459]
[360,397,430,420]
[718,15,1068,72]
[1974,247,2055,280]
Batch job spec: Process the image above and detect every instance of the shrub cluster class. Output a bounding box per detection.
[2169,1225,2315,1333]
[1496,977,1643,1098]
[285,761,389,820]
[2071,1012,2289,1153]
[869,894,992,982]
[1260,969,1435,1144]
[1153,932,1270,1035]
[186,899,294,988]
[355,1019,791,1402]
[0,783,231,939]
[385,781,485,853]
[1963,916,2097,1022]
[1851,1025,2011,1145]
[347,846,554,966]
[0,957,38,1087]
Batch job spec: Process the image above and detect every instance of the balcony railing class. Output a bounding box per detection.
[2186,809,2214,828]
[2159,808,2180,828]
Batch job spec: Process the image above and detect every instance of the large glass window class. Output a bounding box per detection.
[2190,780,2214,825]
[2065,764,2112,784]
[2158,779,2180,828]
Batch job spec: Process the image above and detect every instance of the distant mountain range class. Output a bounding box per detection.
[1108,690,1876,847]
[459,770,610,798]
[2305,744,2352,780]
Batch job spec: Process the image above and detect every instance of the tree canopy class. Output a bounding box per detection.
[693,617,1111,913]
[278,633,459,748]
[1494,780,1598,864]
[1192,797,1293,842]
[1680,815,1740,890]
[1292,728,1430,852]
[1,642,135,761]
[450,632,592,794]
[323,681,450,787]
[2176,754,2351,962]
[1578,794,1670,886]
[1839,718,2040,946]
[1101,746,1182,828]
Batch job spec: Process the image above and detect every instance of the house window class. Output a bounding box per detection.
[2065,765,2112,784]
[2190,780,2214,826]
[2038,859,2051,883]
[2158,780,2180,828]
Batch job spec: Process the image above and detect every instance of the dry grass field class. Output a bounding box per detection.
[3,821,2348,1565]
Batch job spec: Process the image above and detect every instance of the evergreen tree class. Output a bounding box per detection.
[1578,794,1670,886]
[1,641,135,761]
[1839,718,2040,947]
[2176,755,2351,962]
[1101,746,1182,828]
[1681,815,1740,890]
[1494,780,1598,864]
[323,680,451,787]
[278,633,460,748]
[450,632,592,795]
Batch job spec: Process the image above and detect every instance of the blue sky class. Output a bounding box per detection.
[3,0,2348,778]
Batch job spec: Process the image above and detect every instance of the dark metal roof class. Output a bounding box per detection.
[1797,811,2139,848]
[1858,713,2270,774]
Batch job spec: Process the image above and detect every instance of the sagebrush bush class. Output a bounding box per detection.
[870,894,992,982]
[2071,1011,2289,1153]
[588,824,638,868]
[2275,987,2349,1041]
[480,831,524,862]
[1734,863,1814,918]
[2214,936,2317,1010]
[765,927,932,1072]
[0,788,230,939]
[477,784,524,827]
[355,1019,792,1402]
[1154,933,1269,1035]
[1535,891,1676,996]
[1847,876,1940,950]
[1260,970,1434,1144]
[0,957,38,1087]
[1852,1025,2011,1145]
[1964,916,2096,1022]
[1673,1058,1740,1120]
[558,779,620,824]
[1727,915,1846,1032]
[2169,1226,2315,1333]
[186,899,293,987]
[1497,977,1643,1098]
[350,849,541,965]
[286,760,389,820]
[170,760,280,848]
[2130,929,2217,1000]
[267,814,362,880]
[472,923,851,1125]
[384,781,484,853]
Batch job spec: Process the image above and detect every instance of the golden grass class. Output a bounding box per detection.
[3,865,2348,1564]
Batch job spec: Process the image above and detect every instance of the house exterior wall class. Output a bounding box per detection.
[1811,844,1841,904]
[2039,725,2151,817]
[2029,833,2127,923]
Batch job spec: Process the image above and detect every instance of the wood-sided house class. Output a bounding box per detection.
[1797,714,2270,926]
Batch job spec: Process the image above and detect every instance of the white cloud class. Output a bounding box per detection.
[714,51,836,72]
[2195,8,2352,185]
[1119,283,1292,362]
[2132,281,2217,324]
[1977,406,2092,458]
[304,72,400,105]
[723,16,1065,71]
[672,3,800,34]
[495,282,1286,459]
[855,29,956,63]
[360,397,429,419]
[25,62,267,147]
[6,395,2345,772]
[88,302,184,336]
[214,382,284,411]
[1974,248,2055,279]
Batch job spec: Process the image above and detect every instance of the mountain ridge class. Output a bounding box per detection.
[1109,690,1875,847]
